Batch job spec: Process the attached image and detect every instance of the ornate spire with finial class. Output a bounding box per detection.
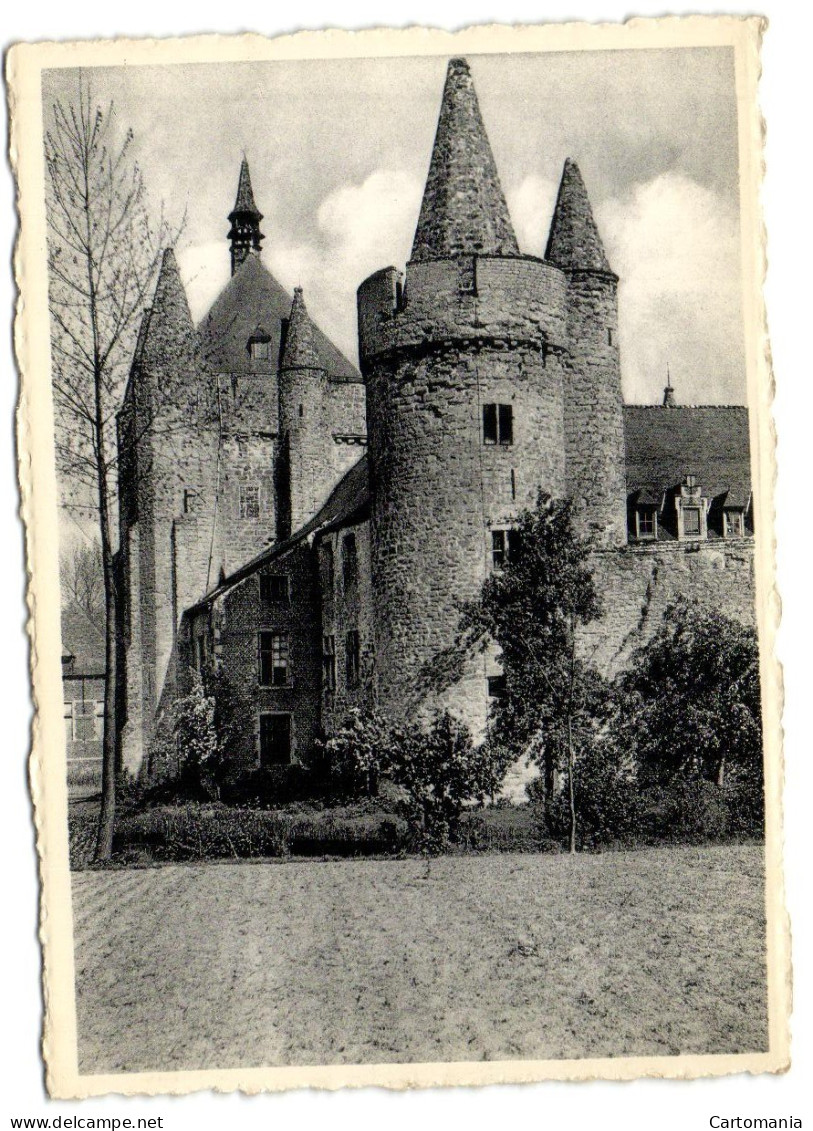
[227,157,264,275]
[663,362,676,406]
[545,158,611,273]
[410,58,519,263]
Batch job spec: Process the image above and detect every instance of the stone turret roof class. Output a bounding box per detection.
[199,255,359,381]
[624,404,751,503]
[140,248,198,374]
[545,158,611,273]
[410,57,519,262]
[280,288,321,369]
[229,157,262,220]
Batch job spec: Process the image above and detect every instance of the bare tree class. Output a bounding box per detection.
[45,75,181,860]
[60,538,105,627]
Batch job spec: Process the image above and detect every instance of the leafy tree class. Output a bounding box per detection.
[390,711,504,856]
[464,492,606,853]
[617,598,763,790]
[45,77,182,859]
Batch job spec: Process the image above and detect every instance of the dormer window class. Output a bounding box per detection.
[724,509,745,538]
[247,326,271,360]
[635,507,658,540]
[676,476,708,542]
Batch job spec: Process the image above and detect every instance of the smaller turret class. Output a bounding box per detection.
[277,288,330,540]
[546,158,612,274]
[227,158,264,275]
[663,365,676,406]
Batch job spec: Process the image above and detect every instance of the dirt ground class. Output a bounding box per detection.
[72,845,767,1073]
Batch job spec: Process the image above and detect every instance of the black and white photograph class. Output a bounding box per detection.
[8,15,786,1099]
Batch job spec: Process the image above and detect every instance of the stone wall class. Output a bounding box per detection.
[583,539,756,675]
[319,518,375,734]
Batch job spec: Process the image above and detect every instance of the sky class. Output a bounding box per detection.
[43,46,745,416]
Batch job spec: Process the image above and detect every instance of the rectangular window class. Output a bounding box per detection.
[259,631,290,687]
[483,403,515,446]
[683,507,701,536]
[487,675,507,700]
[322,634,336,694]
[342,532,358,591]
[195,634,207,671]
[491,527,520,568]
[345,630,361,689]
[636,509,657,540]
[183,487,199,514]
[250,340,270,361]
[260,573,290,604]
[724,510,744,538]
[259,713,292,766]
[239,484,260,519]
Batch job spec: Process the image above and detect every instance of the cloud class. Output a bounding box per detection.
[505,174,559,257]
[267,169,423,363]
[597,173,745,404]
[177,241,230,324]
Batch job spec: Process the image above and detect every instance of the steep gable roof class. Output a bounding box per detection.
[624,405,751,503]
[411,57,519,263]
[198,255,358,381]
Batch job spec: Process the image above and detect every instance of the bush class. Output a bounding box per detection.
[220,765,314,808]
[638,777,731,844]
[455,805,559,853]
[113,803,410,862]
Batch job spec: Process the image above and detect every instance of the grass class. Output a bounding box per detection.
[71,844,767,1073]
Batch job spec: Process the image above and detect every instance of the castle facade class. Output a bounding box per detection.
[115,58,754,776]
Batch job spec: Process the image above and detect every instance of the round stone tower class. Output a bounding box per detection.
[358,58,570,728]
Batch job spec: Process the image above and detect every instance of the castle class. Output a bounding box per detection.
[115,57,754,776]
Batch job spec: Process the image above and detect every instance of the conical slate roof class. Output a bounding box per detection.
[281,288,322,369]
[140,248,198,374]
[410,57,519,263]
[229,157,262,220]
[545,159,611,273]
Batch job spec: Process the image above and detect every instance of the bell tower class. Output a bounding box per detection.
[227,157,264,275]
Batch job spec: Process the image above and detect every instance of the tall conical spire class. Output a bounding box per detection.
[410,58,519,263]
[228,158,264,275]
[141,248,196,372]
[281,288,321,370]
[545,158,611,273]
[663,363,676,406]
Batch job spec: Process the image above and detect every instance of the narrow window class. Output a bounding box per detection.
[195,634,207,670]
[239,484,260,519]
[63,702,72,744]
[345,630,361,689]
[183,487,199,514]
[498,404,514,445]
[322,634,336,694]
[260,574,290,604]
[483,403,498,445]
[299,404,304,418]
[491,530,506,568]
[342,532,358,591]
[608,328,614,346]
[259,631,290,687]
[322,542,335,592]
[510,469,516,500]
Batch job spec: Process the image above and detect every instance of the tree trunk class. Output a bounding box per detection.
[717,754,726,788]
[567,720,577,856]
